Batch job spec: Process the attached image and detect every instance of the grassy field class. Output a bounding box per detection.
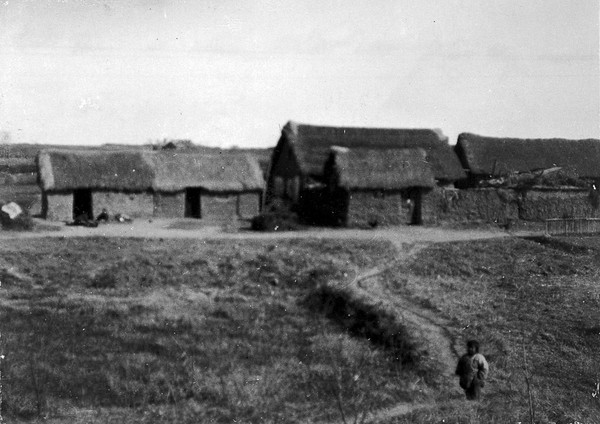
[380,236,600,423]
[0,235,599,423]
[0,237,417,423]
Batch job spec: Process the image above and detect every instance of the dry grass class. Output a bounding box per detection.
[1,235,598,423]
[0,237,411,423]
[379,236,600,423]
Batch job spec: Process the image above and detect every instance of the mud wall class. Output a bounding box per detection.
[93,191,154,219]
[237,192,261,219]
[423,188,518,224]
[347,190,411,227]
[423,187,599,224]
[153,192,185,218]
[44,192,73,221]
[201,193,239,222]
[518,189,600,220]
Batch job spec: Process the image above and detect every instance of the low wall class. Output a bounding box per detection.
[423,187,600,224]
[518,189,600,220]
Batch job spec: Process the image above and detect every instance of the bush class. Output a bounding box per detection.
[251,199,301,232]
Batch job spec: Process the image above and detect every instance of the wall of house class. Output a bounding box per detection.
[93,191,154,219]
[152,191,261,220]
[423,187,600,224]
[44,192,73,221]
[347,190,412,227]
[238,192,261,218]
[153,192,185,218]
[201,193,239,222]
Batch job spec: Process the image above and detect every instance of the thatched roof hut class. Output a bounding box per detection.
[455,133,600,179]
[37,149,265,222]
[324,147,435,190]
[38,150,265,192]
[272,121,465,182]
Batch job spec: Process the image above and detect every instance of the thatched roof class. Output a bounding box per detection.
[325,147,435,190]
[275,121,465,181]
[455,133,600,178]
[37,150,154,192]
[146,152,264,192]
[38,150,264,192]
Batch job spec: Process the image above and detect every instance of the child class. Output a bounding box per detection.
[455,339,489,400]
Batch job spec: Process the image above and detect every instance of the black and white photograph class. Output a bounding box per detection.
[0,1,598,422]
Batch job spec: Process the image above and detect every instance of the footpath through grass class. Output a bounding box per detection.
[1,235,599,423]
[0,236,422,423]
[379,236,600,424]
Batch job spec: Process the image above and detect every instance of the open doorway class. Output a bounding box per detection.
[185,188,202,218]
[411,191,423,225]
[402,188,423,225]
[73,189,93,220]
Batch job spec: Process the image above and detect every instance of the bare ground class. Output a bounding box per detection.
[1,218,525,245]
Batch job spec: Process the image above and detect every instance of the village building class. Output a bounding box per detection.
[320,146,435,226]
[454,133,600,187]
[37,150,264,222]
[428,133,600,224]
[267,121,466,205]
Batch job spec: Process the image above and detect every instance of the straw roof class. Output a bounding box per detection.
[275,121,465,181]
[37,150,153,192]
[325,147,435,190]
[38,150,264,192]
[456,133,600,178]
[146,151,264,192]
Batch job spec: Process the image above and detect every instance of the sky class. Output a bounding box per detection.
[0,0,598,148]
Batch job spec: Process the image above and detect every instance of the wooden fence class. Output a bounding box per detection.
[545,218,600,236]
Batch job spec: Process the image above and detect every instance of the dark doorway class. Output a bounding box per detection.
[410,190,423,225]
[73,189,93,220]
[185,188,202,218]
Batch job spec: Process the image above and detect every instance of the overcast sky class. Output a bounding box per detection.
[1,0,598,148]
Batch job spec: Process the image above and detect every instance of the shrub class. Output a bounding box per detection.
[251,199,301,232]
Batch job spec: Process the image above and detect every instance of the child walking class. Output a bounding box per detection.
[455,339,489,400]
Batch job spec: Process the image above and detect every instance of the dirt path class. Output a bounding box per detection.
[341,242,461,423]
[1,218,521,246]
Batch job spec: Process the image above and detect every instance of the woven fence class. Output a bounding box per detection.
[545,218,600,236]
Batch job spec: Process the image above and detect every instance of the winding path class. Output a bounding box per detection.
[337,242,462,423]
